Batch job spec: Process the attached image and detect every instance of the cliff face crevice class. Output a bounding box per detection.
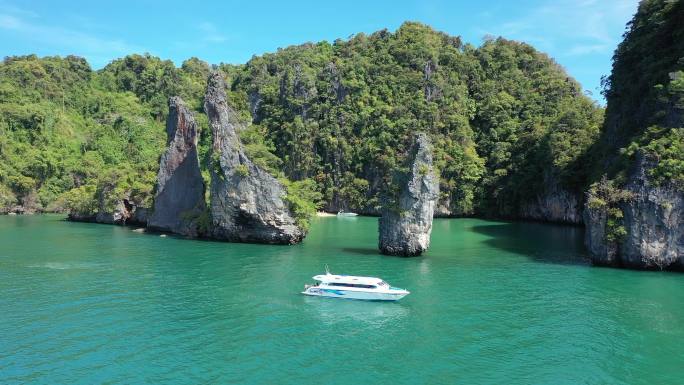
[520,187,583,225]
[205,72,304,244]
[147,97,206,236]
[379,133,439,256]
[620,159,683,269]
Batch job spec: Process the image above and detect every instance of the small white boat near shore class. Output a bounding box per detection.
[336,210,358,217]
[302,267,410,301]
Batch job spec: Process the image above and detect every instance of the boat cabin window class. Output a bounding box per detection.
[327,282,377,289]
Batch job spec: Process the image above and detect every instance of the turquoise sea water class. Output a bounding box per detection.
[0,215,683,384]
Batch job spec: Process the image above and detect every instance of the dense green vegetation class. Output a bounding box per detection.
[228,23,602,216]
[0,22,605,222]
[587,176,634,242]
[596,0,684,187]
[0,54,167,214]
[583,0,683,252]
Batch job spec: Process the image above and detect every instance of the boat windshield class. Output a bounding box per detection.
[327,282,377,289]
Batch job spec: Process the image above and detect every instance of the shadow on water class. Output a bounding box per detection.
[470,221,590,266]
[341,247,421,259]
[341,247,381,256]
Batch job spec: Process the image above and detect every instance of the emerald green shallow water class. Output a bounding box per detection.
[1,215,683,384]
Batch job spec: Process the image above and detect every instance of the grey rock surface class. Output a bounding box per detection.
[583,198,614,264]
[68,197,148,227]
[585,156,684,269]
[147,97,206,236]
[520,187,582,224]
[379,133,439,256]
[130,206,149,226]
[205,72,304,244]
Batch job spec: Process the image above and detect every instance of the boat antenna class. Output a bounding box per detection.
[325,264,331,275]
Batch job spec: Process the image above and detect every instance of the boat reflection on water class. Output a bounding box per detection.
[303,295,411,328]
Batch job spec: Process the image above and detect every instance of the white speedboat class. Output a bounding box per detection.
[337,210,358,217]
[302,267,410,301]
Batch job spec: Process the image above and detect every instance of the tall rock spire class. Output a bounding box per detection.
[204,71,304,244]
[379,133,439,256]
[148,96,206,236]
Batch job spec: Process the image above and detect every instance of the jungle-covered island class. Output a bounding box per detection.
[0,1,682,268]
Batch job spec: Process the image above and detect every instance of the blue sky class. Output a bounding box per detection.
[0,0,639,103]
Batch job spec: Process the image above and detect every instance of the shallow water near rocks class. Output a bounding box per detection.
[1,215,682,384]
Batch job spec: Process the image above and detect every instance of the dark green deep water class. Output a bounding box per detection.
[0,215,683,384]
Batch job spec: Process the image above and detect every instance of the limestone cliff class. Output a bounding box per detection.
[204,72,304,244]
[583,1,683,270]
[585,156,683,270]
[147,97,206,236]
[520,187,582,224]
[379,133,439,256]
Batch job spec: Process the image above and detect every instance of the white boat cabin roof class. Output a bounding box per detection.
[313,273,385,285]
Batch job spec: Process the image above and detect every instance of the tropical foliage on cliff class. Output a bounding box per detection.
[596,0,684,187]
[227,24,602,216]
[0,22,603,219]
[0,55,165,214]
[584,0,683,253]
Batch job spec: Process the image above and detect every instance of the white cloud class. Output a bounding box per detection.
[566,43,611,56]
[0,2,38,19]
[0,6,143,67]
[475,0,639,56]
[198,22,227,43]
[0,14,21,29]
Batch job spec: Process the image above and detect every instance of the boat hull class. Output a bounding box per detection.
[336,212,358,217]
[302,287,409,301]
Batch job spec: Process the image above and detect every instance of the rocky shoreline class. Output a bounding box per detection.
[8,206,683,271]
